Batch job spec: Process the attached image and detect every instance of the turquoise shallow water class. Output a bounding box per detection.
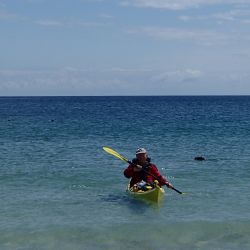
[1,96,250,249]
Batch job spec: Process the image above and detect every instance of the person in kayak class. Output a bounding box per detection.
[124,148,173,189]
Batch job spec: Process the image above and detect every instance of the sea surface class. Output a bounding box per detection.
[0,96,250,250]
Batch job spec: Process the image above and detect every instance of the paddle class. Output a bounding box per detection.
[103,146,184,195]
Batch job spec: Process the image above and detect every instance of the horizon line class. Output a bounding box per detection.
[1,95,250,98]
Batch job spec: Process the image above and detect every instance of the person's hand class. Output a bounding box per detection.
[133,164,142,172]
[165,181,173,189]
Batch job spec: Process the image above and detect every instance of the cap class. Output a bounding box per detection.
[136,148,147,155]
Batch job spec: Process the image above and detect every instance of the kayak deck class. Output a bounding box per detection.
[127,182,165,203]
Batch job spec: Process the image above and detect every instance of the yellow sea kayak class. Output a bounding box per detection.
[127,181,165,203]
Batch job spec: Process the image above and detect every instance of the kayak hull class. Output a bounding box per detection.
[127,183,165,203]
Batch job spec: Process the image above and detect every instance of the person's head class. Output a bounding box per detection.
[135,148,148,164]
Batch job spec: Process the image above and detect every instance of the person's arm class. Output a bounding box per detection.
[150,165,173,188]
[124,165,133,178]
[124,164,142,178]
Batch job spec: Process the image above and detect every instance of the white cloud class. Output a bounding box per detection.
[0,1,6,7]
[0,9,23,21]
[80,0,104,2]
[1,68,250,95]
[99,13,114,19]
[178,15,192,21]
[0,68,133,95]
[110,67,152,73]
[242,19,250,23]
[34,18,110,29]
[216,9,250,24]
[64,18,112,29]
[151,69,203,83]
[128,27,227,45]
[77,21,108,27]
[178,8,250,26]
[0,3,110,28]
[35,20,64,27]
[121,0,250,10]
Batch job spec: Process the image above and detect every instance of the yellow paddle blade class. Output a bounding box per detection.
[103,146,129,163]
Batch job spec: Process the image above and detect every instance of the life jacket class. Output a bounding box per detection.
[131,157,151,180]
[132,157,151,166]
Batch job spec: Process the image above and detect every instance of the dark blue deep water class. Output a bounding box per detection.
[1,96,250,249]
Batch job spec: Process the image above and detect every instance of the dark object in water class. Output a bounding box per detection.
[194,156,206,161]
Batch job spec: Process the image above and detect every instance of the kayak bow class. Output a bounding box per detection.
[127,181,165,203]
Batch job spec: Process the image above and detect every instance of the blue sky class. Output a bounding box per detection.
[1,0,250,95]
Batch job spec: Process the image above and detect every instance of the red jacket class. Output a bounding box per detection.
[124,163,168,187]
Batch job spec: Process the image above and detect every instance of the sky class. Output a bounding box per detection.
[1,0,250,96]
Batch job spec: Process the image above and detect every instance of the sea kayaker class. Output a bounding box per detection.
[124,148,173,189]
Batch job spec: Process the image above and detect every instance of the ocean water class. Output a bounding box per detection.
[0,96,250,250]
